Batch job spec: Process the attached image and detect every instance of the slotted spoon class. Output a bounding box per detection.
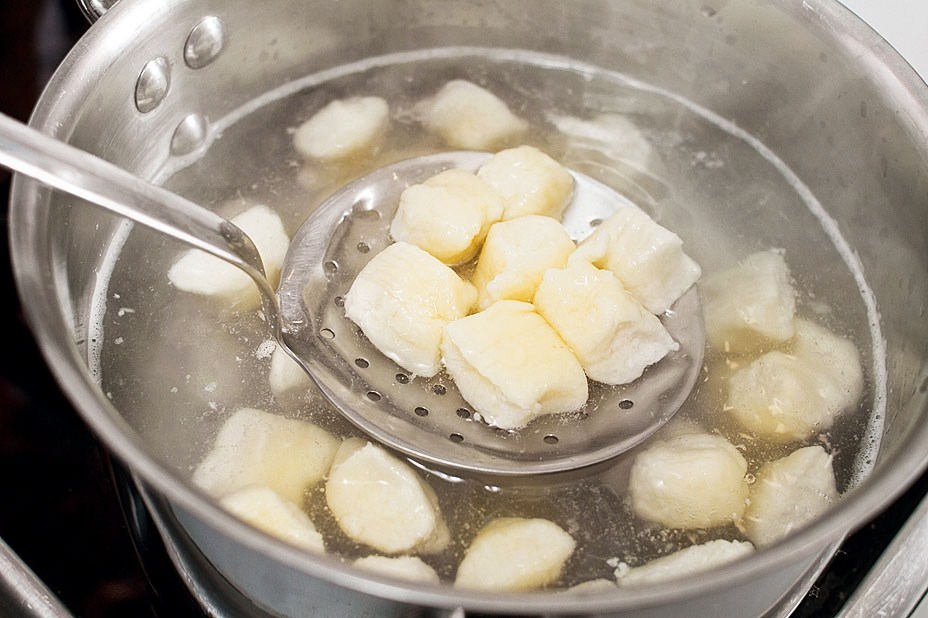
[0,112,704,476]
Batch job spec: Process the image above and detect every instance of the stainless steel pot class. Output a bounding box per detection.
[9,1,928,616]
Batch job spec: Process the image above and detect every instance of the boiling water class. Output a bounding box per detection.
[95,49,883,586]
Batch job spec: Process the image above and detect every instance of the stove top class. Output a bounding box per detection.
[1,1,927,616]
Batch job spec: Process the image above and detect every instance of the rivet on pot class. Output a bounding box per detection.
[184,16,226,69]
[170,113,208,156]
[135,57,171,113]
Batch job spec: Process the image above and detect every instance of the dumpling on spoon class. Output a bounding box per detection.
[344,241,477,377]
[441,300,588,429]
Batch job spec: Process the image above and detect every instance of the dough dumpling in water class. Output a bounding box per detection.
[476,146,574,221]
[268,344,312,398]
[628,432,749,529]
[615,539,754,586]
[293,96,390,162]
[454,517,576,592]
[325,439,450,555]
[219,485,325,553]
[743,445,839,546]
[791,319,864,413]
[565,579,617,594]
[353,555,440,584]
[726,319,864,442]
[699,250,796,354]
[192,408,339,504]
[420,79,527,150]
[168,204,290,310]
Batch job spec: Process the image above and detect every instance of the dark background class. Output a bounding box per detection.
[1,1,926,617]
[0,1,155,616]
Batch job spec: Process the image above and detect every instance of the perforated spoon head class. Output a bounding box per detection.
[0,109,703,475]
[277,152,705,476]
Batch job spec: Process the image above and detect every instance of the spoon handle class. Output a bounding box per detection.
[0,112,282,336]
[0,113,263,274]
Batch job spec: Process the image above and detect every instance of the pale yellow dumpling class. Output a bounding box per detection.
[442,300,588,429]
[293,96,389,162]
[168,204,290,310]
[455,518,575,592]
[743,446,839,546]
[192,408,340,504]
[570,208,701,315]
[471,215,575,310]
[476,145,574,220]
[726,319,864,442]
[220,486,325,553]
[344,242,477,377]
[534,261,678,385]
[390,169,504,265]
[628,432,749,529]
[325,439,450,555]
[700,250,796,354]
[421,80,527,150]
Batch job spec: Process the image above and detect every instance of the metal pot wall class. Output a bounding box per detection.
[9,0,928,616]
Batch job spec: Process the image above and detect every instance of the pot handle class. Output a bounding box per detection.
[75,0,120,23]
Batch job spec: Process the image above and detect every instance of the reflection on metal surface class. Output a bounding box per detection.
[184,16,226,69]
[75,0,120,23]
[0,537,73,618]
[836,492,928,617]
[170,113,208,155]
[135,57,171,114]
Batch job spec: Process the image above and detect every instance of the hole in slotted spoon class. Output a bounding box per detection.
[276,151,705,476]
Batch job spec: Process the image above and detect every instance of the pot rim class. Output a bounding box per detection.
[9,0,928,613]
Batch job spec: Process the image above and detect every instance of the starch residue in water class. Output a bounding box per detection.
[91,47,885,586]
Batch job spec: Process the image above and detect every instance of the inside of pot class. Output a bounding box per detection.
[17,0,928,606]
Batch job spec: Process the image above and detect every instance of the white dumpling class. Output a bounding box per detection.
[325,439,449,554]
[343,242,477,377]
[791,319,865,413]
[743,446,839,546]
[565,579,617,594]
[168,204,290,310]
[268,344,312,397]
[353,555,440,584]
[390,169,504,265]
[726,319,864,442]
[441,300,588,429]
[454,517,576,592]
[570,208,701,315]
[628,433,749,529]
[421,79,527,150]
[470,215,575,310]
[219,485,324,553]
[476,146,574,220]
[533,261,678,385]
[615,540,754,586]
[549,113,659,185]
[293,96,389,162]
[192,408,340,504]
[700,250,796,354]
